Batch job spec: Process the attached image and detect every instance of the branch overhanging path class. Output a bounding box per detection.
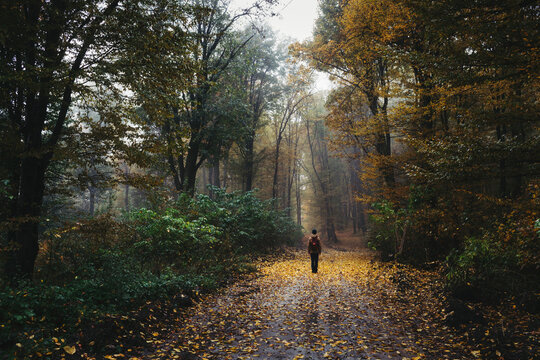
[141,245,480,359]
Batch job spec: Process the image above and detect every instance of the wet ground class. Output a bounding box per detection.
[144,246,478,360]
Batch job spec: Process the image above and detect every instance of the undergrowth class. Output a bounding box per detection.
[0,188,302,358]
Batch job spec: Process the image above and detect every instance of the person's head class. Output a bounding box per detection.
[312,229,317,235]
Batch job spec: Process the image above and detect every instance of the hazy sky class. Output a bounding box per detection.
[231,0,319,41]
[232,0,333,91]
[266,0,320,42]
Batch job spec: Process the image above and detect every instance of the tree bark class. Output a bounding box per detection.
[272,139,281,203]
[243,130,255,191]
[352,201,358,234]
[286,153,293,217]
[182,134,202,196]
[211,159,220,189]
[222,155,229,190]
[208,155,220,199]
[295,168,301,225]
[305,120,338,243]
[202,166,208,194]
[124,165,130,211]
[6,157,47,279]
[4,0,127,280]
[89,186,96,216]
[124,184,129,212]
[367,91,394,186]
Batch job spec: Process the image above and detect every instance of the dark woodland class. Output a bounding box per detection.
[0,0,538,358]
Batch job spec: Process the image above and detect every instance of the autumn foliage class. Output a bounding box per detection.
[295,0,539,302]
[0,0,538,358]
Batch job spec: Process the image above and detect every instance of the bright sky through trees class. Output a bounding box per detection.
[267,0,319,41]
[232,0,333,91]
[231,0,317,41]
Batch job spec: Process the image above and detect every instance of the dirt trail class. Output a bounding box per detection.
[143,242,480,360]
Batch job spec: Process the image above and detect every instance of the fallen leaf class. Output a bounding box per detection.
[63,345,76,355]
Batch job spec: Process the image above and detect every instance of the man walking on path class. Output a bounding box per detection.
[308,229,322,273]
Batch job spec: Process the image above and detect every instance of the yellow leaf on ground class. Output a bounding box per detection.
[63,345,76,355]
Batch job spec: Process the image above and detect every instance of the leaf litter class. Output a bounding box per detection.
[141,248,487,359]
[45,246,537,359]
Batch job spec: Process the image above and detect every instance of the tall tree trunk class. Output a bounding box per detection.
[286,153,293,217]
[182,135,202,196]
[5,157,47,279]
[352,170,367,234]
[202,166,208,194]
[286,121,300,218]
[286,172,292,217]
[124,165,130,211]
[352,201,358,234]
[306,120,338,243]
[368,93,394,186]
[222,155,229,190]
[349,162,359,234]
[3,0,121,280]
[272,140,281,203]
[323,196,338,243]
[319,131,338,242]
[413,66,434,131]
[87,164,98,216]
[497,124,507,196]
[295,168,301,225]
[342,202,348,229]
[208,156,220,199]
[89,186,96,216]
[358,203,366,233]
[243,130,255,192]
[124,184,129,212]
[208,165,213,187]
[211,159,220,189]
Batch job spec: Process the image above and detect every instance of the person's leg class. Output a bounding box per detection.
[314,253,319,273]
[310,253,317,273]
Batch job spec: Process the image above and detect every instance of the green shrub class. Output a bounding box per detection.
[0,268,213,357]
[179,187,302,252]
[446,236,523,301]
[1,188,302,357]
[367,201,409,260]
[36,214,136,283]
[445,202,540,307]
[127,208,222,274]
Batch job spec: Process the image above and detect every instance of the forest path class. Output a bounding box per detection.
[145,246,474,360]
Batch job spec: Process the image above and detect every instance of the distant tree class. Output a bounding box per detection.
[305,109,339,243]
[154,0,275,195]
[271,64,312,204]
[293,0,406,197]
[235,29,284,192]
[299,0,539,260]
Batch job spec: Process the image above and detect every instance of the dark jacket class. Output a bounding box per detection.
[308,235,321,254]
